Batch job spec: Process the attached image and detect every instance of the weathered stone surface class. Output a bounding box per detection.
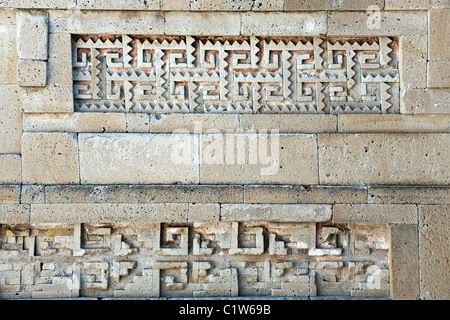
[298,186,367,204]
[427,61,450,88]
[402,88,450,114]
[389,224,419,300]
[318,134,450,185]
[0,0,76,8]
[241,12,327,36]
[401,35,427,89]
[160,0,190,10]
[77,0,160,10]
[23,113,127,133]
[17,11,48,60]
[0,185,20,204]
[328,11,427,36]
[286,0,384,10]
[45,185,243,204]
[418,205,450,300]
[47,32,72,86]
[0,154,21,184]
[221,204,332,222]
[337,115,450,133]
[429,9,450,61]
[165,12,240,35]
[244,185,299,204]
[17,60,47,87]
[125,113,150,133]
[79,133,199,184]
[188,203,220,222]
[149,114,240,133]
[189,0,284,11]
[20,185,45,204]
[0,23,17,84]
[333,204,417,224]
[0,204,30,224]
[0,85,21,154]
[385,0,431,9]
[21,133,80,184]
[369,186,450,205]
[199,134,318,184]
[19,86,73,113]
[240,115,337,133]
[30,203,189,224]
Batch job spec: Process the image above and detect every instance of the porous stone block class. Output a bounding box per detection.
[244,185,299,204]
[0,1,76,8]
[165,12,241,36]
[21,132,80,184]
[49,10,164,34]
[429,9,450,61]
[337,115,450,133]
[389,224,420,300]
[126,113,150,133]
[160,0,190,10]
[47,32,72,86]
[0,23,17,84]
[18,86,73,113]
[221,204,332,222]
[16,11,48,60]
[318,134,450,185]
[17,60,47,87]
[241,12,327,36]
[30,203,189,224]
[77,0,160,10]
[0,154,21,183]
[190,0,254,11]
[328,11,427,36]
[20,185,45,204]
[188,203,220,222]
[199,134,318,184]
[427,61,450,88]
[418,205,450,300]
[0,85,21,154]
[149,114,240,133]
[45,185,243,204]
[401,35,427,89]
[332,204,417,224]
[385,0,431,9]
[79,133,199,184]
[240,114,337,133]
[0,185,20,204]
[23,113,127,133]
[368,186,450,205]
[0,204,30,224]
[285,0,384,10]
[402,89,450,114]
[297,186,367,204]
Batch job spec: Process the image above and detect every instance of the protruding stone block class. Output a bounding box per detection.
[17,11,48,60]
[0,154,21,183]
[17,59,47,87]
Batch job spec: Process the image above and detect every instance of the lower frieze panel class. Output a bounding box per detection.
[0,222,390,299]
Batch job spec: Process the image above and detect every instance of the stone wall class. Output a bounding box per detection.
[0,1,449,300]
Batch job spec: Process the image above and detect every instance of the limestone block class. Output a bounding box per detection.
[0,23,17,84]
[47,32,72,86]
[328,11,427,36]
[389,224,419,300]
[165,12,241,36]
[297,186,367,204]
[30,203,189,224]
[241,12,327,36]
[429,9,450,61]
[318,134,450,185]
[149,114,240,133]
[402,89,450,114]
[401,35,427,89]
[20,185,45,204]
[240,115,337,133]
[77,0,160,10]
[418,205,450,300]
[45,185,243,204]
[160,0,190,10]
[199,133,318,184]
[332,204,417,224]
[0,1,76,8]
[188,203,220,222]
[16,11,48,60]
[0,85,21,153]
[221,204,332,222]
[385,0,431,9]
[285,0,384,10]
[368,186,450,205]
[0,204,30,224]
[244,185,299,204]
[21,132,80,184]
[126,113,150,133]
[0,8,16,24]
[337,115,450,133]
[17,60,47,87]
[0,154,21,183]
[0,185,20,204]
[427,61,450,88]
[23,113,127,133]
[79,133,199,184]
[49,10,164,34]
[18,85,73,113]
[189,0,284,11]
